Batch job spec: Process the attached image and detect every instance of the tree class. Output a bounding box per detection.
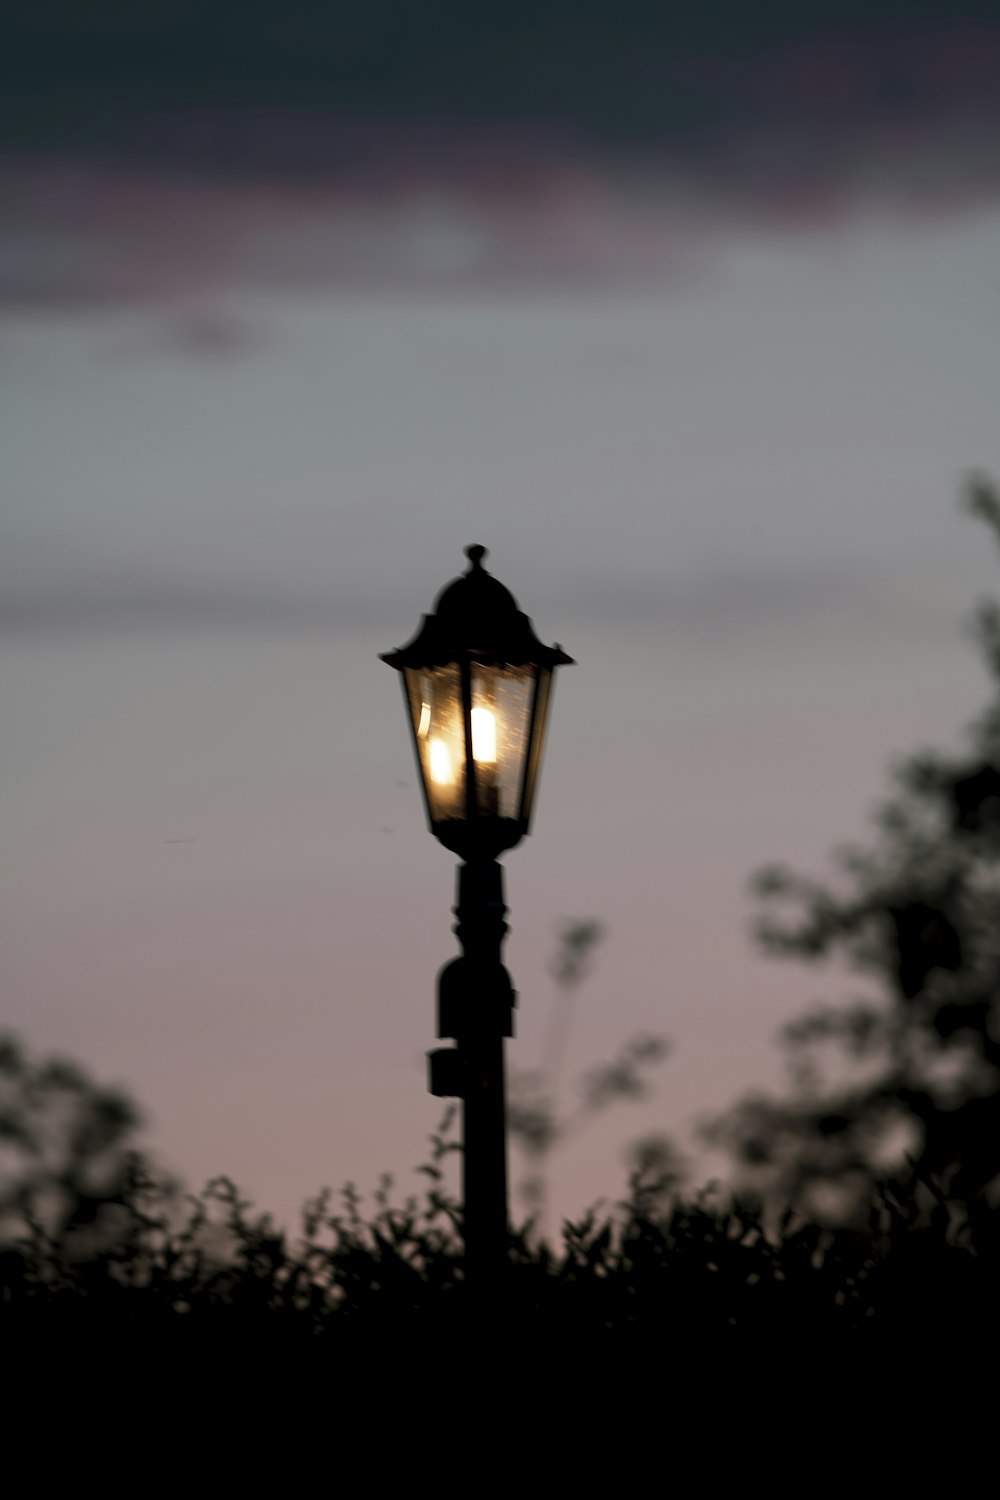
[0,1032,148,1257]
[703,476,1000,1223]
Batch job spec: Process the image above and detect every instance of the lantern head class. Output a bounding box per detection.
[381,545,574,858]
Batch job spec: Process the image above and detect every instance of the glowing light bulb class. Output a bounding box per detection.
[429,737,453,785]
[471,706,497,764]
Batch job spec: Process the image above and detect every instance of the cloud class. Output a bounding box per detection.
[4,6,999,148]
[0,559,363,638]
[103,309,270,361]
[1,12,999,313]
[2,120,999,315]
[0,538,927,644]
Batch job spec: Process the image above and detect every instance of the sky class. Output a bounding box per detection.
[3,3,1000,1230]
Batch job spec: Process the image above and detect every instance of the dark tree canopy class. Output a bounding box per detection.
[705,476,1000,1222]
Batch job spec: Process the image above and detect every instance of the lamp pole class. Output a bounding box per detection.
[434,857,515,1286]
[381,545,573,1290]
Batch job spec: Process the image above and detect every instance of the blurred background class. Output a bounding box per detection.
[3,2,1000,1229]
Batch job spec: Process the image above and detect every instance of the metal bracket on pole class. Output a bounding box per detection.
[428,1046,465,1098]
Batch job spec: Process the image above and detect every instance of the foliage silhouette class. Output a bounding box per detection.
[704,474,1000,1223]
[0,1032,150,1259]
[508,920,680,1234]
[4,1095,998,1400]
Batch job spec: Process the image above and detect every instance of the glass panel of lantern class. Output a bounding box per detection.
[405,664,466,822]
[519,663,551,828]
[405,661,545,827]
[468,663,536,819]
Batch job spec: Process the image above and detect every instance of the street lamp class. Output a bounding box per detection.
[381,544,573,1284]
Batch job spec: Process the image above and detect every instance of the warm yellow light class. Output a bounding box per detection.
[417,701,431,738]
[471,705,497,763]
[429,737,453,785]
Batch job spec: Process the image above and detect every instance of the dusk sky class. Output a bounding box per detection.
[3,3,1000,1228]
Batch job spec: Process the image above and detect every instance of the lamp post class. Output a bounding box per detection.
[381,544,573,1288]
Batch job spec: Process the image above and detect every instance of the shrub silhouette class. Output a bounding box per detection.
[4,1091,997,1397]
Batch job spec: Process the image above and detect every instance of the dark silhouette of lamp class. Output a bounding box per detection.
[381,544,573,1285]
